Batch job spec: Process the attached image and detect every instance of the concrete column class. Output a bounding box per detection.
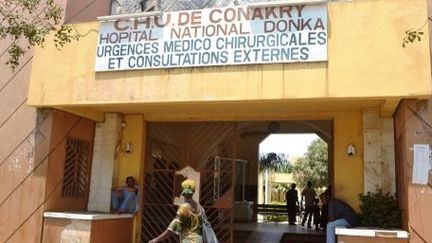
[258,172,263,204]
[363,109,396,194]
[88,113,122,212]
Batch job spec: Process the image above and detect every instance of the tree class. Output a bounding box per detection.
[259,152,292,173]
[402,16,432,47]
[292,138,329,189]
[0,0,78,71]
[259,152,292,204]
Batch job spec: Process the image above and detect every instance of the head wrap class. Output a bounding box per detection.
[181,179,195,195]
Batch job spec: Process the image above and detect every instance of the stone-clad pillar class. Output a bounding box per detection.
[363,109,396,194]
[88,114,122,212]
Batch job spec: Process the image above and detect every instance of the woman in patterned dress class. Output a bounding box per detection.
[149,179,204,243]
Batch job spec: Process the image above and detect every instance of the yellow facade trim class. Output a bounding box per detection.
[28,0,431,108]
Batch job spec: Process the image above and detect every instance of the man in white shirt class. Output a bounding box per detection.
[301,181,317,228]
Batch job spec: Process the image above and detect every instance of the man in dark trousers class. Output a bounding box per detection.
[301,181,317,228]
[321,193,359,243]
[285,183,298,225]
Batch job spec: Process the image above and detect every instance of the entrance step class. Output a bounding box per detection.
[233,223,326,243]
[234,231,283,243]
[280,233,326,243]
[233,231,325,243]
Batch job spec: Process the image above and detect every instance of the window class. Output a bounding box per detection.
[62,136,91,197]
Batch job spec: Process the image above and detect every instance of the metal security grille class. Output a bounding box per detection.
[62,136,91,197]
[141,122,236,243]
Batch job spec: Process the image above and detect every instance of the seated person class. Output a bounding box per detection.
[319,193,329,230]
[319,186,332,230]
[321,193,359,243]
[111,176,139,213]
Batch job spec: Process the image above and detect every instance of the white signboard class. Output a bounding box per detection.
[95,4,327,71]
[412,144,430,185]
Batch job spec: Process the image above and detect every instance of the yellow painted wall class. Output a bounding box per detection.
[333,111,363,210]
[273,173,294,184]
[116,115,144,186]
[28,0,431,107]
[111,114,146,243]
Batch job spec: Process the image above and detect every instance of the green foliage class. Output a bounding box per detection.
[402,29,424,47]
[0,0,79,71]
[263,214,288,223]
[259,152,292,173]
[270,201,285,205]
[402,16,432,47]
[358,189,402,229]
[292,138,328,189]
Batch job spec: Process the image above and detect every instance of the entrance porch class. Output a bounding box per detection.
[32,99,423,242]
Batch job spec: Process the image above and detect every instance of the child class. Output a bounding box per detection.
[312,198,321,231]
[149,203,202,243]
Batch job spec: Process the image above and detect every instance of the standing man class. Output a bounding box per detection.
[285,183,298,225]
[321,193,359,243]
[301,181,316,228]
